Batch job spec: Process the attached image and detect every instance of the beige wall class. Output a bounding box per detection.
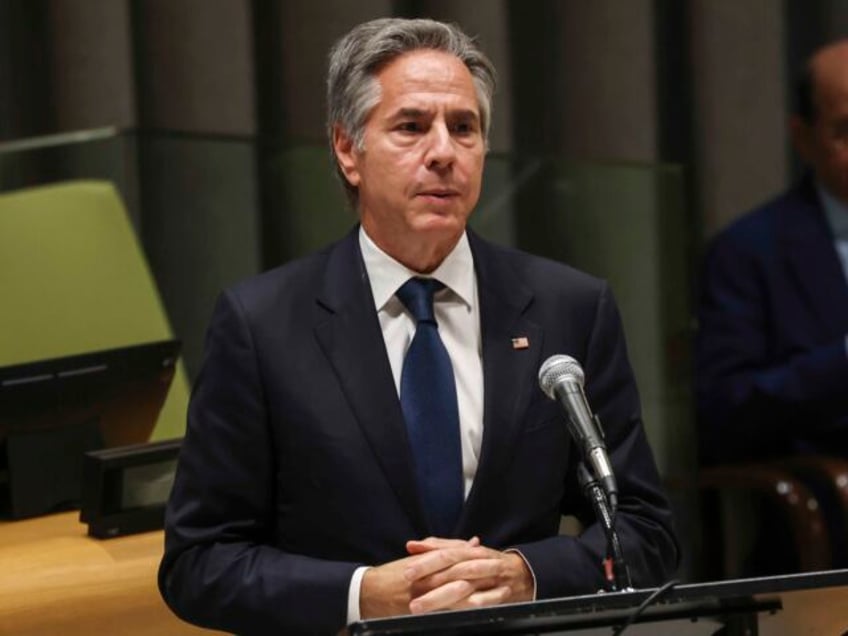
[558,0,659,161]
[690,1,789,237]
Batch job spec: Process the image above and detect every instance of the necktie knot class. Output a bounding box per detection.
[396,277,444,324]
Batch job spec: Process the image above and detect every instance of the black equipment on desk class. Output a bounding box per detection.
[0,340,180,519]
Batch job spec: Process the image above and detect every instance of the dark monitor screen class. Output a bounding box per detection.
[0,339,180,519]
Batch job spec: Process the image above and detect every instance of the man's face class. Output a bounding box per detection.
[793,43,848,204]
[334,49,485,272]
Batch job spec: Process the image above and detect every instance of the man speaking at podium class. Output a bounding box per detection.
[159,17,678,635]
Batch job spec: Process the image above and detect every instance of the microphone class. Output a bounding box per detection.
[538,354,618,508]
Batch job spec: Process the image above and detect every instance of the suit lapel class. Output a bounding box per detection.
[459,233,543,531]
[313,229,429,534]
[781,183,848,335]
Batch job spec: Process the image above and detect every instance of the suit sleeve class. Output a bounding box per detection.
[158,290,360,636]
[695,233,848,462]
[514,284,679,597]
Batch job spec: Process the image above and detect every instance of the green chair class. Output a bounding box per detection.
[0,179,188,441]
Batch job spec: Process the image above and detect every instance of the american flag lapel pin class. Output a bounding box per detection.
[511,336,530,350]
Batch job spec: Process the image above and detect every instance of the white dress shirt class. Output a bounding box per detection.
[347,226,484,622]
[817,182,848,285]
[815,183,848,357]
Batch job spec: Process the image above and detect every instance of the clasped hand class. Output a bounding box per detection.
[360,536,534,619]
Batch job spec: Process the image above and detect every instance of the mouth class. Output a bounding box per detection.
[416,189,459,199]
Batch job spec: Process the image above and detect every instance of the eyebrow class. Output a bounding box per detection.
[391,107,480,122]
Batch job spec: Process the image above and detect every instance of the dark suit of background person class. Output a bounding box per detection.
[159,18,678,635]
[695,41,848,575]
[696,176,848,465]
[696,40,848,466]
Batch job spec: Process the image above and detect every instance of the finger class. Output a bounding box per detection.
[404,546,492,581]
[408,579,476,614]
[411,574,499,598]
[457,585,513,609]
[406,536,480,554]
[411,557,504,594]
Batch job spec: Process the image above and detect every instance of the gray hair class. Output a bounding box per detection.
[327,18,497,206]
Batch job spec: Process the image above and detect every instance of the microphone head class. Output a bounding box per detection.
[538,354,585,399]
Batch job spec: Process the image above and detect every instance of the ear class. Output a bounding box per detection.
[333,124,361,187]
[789,115,814,164]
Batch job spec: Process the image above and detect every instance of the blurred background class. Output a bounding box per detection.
[1,0,844,583]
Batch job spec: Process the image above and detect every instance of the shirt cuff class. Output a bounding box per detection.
[505,548,538,600]
[347,565,371,625]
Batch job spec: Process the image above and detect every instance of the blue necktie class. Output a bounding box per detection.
[396,277,463,536]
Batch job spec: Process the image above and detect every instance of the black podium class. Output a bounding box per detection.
[349,569,848,635]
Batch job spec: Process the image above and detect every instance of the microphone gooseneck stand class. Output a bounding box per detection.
[577,463,633,593]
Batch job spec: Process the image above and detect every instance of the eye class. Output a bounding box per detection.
[451,119,479,136]
[832,122,848,144]
[396,121,422,133]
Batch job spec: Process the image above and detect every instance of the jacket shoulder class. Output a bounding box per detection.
[710,182,813,251]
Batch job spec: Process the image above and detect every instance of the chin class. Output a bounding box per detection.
[413,217,465,238]
[415,207,468,226]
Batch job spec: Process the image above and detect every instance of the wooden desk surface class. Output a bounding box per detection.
[0,512,224,635]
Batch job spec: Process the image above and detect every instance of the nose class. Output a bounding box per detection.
[424,122,456,170]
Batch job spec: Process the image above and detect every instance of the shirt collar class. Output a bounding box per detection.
[816,181,848,240]
[358,226,476,311]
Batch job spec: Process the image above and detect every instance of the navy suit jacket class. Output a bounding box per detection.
[696,177,848,464]
[159,228,677,635]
